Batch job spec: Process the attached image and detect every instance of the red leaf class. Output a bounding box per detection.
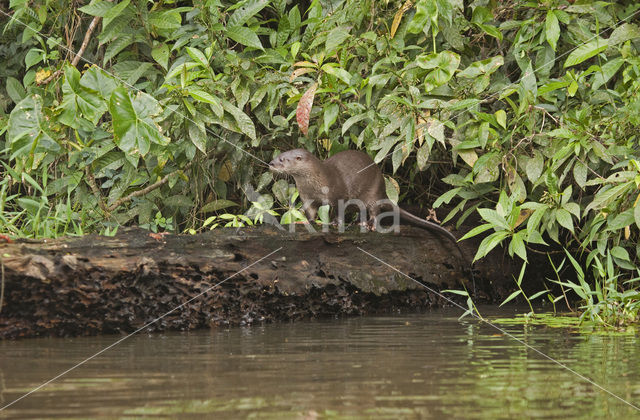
[296,82,317,135]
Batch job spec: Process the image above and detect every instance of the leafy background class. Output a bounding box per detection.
[1,0,640,324]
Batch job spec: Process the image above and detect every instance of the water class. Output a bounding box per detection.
[1,307,639,419]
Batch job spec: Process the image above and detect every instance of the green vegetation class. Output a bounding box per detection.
[1,0,639,325]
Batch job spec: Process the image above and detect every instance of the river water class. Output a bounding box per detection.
[1,307,639,419]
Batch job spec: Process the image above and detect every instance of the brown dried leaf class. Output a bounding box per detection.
[290,67,316,82]
[391,1,413,39]
[293,61,317,68]
[297,82,317,135]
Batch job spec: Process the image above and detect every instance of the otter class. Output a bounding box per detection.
[269,148,472,276]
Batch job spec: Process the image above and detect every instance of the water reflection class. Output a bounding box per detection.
[1,307,639,418]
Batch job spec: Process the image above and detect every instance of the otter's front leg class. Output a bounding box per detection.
[301,200,318,223]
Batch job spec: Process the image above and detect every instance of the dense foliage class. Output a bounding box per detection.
[1,0,639,324]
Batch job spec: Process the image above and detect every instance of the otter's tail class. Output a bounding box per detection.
[397,207,475,291]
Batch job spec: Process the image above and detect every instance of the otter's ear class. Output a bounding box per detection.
[296,156,301,160]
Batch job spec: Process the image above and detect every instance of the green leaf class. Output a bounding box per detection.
[221,99,257,143]
[109,86,168,156]
[111,61,153,86]
[436,0,453,24]
[226,26,264,50]
[555,208,574,232]
[539,80,571,95]
[152,43,170,70]
[6,77,26,104]
[477,23,502,41]
[526,229,547,246]
[460,223,494,240]
[25,48,44,69]
[495,109,506,129]
[407,0,437,34]
[635,201,640,230]
[103,33,135,63]
[500,290,522,307]
[102,0,130,28]
[186,47,208,68]
[7,95,60,160]
[188,121,207,153]
[256,172,273,192]
[473,152,501,183]
[591,57,623,91]
[17,197,42,215]
[80,66,117,100]
[416,143,430,171]
[318,204,331,224]
[444,98,481,111]
[471,6,492,24]
[164,62,200,82]
[608,23,640,46]
[58,65,107,127]
[273,179,294,205]
[521,60,537,96]
[526,151,543,182]
[79,0,112,17]
[457,56,504,79]
[509,232,527,262]
[417,51,460,92]
[528,289,550,301]
[149,9,182,31]
[391,145,404,174]
[477,208,510,230]
[610,246,630,262]
[474,231,509,261]
[442,289,469,297]
[200,199,239,213]
[563,39,607,68]
[573,161,588,189]
[164,195,194,208]
[342,113,370,135]
[384,176,400,204]
[188,88,222,113]
[323,103,339,134]
[545,10,560,51]
[585,182,634,213]
[433,187,462,208]
[321,64,352,84]
[227,0,269,27]
[606,209,633,231]
[325,27,350,53]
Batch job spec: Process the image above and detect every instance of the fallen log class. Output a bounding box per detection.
[0,225,517,339]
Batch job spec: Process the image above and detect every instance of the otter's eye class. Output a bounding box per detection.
[296,156,301,160]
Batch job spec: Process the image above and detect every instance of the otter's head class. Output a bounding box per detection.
[269,149,316,176]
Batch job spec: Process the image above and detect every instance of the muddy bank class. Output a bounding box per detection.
[0,225,520,339]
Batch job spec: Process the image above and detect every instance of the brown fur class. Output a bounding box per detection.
[269,148,473,279]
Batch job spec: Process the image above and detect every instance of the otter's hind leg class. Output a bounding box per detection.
[365,201,382,231]
[368,200,399,232]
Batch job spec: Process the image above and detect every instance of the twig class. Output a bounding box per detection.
[71,14,101,67]
[106,162,194,213]
[84,167,110,215]
[39,13,102,85]
[524,245,567,255]
[559,282,575,313]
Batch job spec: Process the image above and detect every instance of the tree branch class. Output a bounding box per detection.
[106,162,194,213]
[39,13,102,85]
[85,167,110,215]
